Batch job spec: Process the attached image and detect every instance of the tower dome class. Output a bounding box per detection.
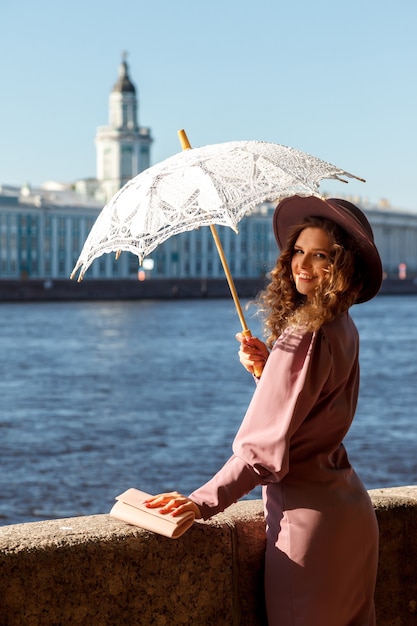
[112,53,136,94]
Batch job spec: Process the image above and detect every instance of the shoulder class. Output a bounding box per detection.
[274,325,314,355]
[271,326,319,374]
[319,313,359,361]
[320,312,358,342]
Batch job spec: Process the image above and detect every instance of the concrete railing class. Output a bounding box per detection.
[1,486,416,625]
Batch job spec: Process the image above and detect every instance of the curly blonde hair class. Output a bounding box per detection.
[258,216,363,347]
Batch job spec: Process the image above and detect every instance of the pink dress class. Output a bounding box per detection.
[190,313,378,626]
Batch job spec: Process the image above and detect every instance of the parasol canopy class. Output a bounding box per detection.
[71,136,364,282]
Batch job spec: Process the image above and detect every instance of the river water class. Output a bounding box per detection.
[0,295,416,526]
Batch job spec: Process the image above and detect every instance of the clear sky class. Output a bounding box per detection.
[1,0,416,210]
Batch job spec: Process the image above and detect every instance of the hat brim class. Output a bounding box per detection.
[273,195,383,303]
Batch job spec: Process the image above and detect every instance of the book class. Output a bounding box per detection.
[109,488,195,539]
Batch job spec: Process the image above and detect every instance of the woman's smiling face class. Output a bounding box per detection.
[291,227,331,299]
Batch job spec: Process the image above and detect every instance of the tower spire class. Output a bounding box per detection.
[112,51,136,94]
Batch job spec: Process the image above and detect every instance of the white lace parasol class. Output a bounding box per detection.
[71,139,364,281]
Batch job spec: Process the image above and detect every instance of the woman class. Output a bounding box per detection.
[145,195,383,625]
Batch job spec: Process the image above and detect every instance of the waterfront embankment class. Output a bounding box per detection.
[0,276,416,303]
[1,486,416,625]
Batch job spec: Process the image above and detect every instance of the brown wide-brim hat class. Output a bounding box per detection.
[273,195,383,303]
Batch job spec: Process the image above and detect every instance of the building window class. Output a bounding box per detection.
[98,256,107,277]
[128,255,138,276]
[121,145,133,180]
[103,148,112,179]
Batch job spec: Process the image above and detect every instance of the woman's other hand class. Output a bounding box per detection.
[144,491,202,519]
[235,332,269,376]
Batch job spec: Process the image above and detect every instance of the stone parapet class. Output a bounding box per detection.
[0,486,416,625]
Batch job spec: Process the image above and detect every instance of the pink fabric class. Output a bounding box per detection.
[190,313,378,625]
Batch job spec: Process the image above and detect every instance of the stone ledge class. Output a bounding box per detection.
[0,487,416,625]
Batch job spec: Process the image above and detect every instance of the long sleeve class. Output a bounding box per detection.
[189,454,261,520]
[232,327,332,482]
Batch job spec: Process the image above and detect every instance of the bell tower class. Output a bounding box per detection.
[95,53,153,202]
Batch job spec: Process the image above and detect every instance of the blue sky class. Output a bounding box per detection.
[1,0,416,210]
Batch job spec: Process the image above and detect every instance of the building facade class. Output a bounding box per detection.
[1,185,417,282]
[149,203,276,281]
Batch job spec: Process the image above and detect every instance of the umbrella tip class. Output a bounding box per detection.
[70,267,84,282]
[178,129,192,151]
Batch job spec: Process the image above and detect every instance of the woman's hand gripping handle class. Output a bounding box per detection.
[236,330,269,379]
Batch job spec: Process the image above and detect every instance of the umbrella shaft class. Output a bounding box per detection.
[209,224,249,333]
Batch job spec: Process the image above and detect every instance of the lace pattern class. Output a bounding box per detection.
[71,141,363,280]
